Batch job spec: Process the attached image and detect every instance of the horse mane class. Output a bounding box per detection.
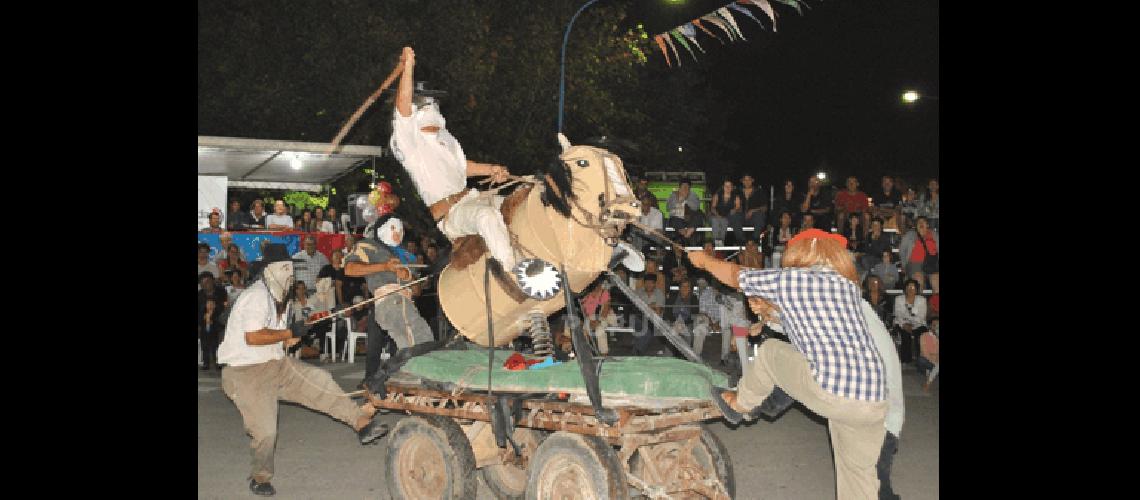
[539,155,575,218]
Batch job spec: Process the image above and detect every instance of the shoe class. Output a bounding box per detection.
[754,386,795,419]
[249,479,276,496]
[709,385,748,424]
[358,418,390,445]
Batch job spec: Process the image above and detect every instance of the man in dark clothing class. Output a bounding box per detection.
[226,199,249,231]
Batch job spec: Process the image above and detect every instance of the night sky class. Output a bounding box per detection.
[199,0,938,189]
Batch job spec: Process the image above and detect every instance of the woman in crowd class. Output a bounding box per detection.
[892,279,928,364]
[845,213,867,274]
[217,243,249,285]
[863,274,890,325]
[665,179,703,246]
[709,179,743,246]
[580,280,616,355]
[765,211,796,268]
[899,186,920,231]
[899,216,939,289]
[771,179,799,228]
[916,317,939,392]
[918,178,939,231]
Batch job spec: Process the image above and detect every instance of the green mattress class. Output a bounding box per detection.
[400,350,729,403]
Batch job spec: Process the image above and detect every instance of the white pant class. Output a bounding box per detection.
[438,191,516,269]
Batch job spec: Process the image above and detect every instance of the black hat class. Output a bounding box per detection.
[262,243,305,264]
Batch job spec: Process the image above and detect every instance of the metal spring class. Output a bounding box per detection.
[528,308,553,357]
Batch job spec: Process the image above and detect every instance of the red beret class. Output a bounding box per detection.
[788,228,847,248]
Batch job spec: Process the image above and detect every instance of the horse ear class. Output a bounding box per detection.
[557,133,571,152]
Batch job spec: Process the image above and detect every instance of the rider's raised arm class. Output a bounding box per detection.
[395,47,414,118]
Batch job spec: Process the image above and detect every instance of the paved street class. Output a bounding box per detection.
[198,354,938,499]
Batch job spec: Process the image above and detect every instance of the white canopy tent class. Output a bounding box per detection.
[197,136,384,192]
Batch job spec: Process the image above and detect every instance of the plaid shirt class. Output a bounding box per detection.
[738,266,885,401]
[292,250,330,290]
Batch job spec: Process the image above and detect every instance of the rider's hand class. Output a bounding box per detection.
[402,47,415,67]
[394,266,412,281]
[489,164,510,183]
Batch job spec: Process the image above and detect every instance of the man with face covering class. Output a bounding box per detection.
[389,47,520,286]
[216,243,390,497]
[344,211,434,385]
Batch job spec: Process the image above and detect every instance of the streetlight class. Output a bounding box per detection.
[901,89,938,104]
[816,171,827,181]
[677,146,684,153]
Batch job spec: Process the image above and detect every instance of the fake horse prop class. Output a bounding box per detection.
[437,133,642,349]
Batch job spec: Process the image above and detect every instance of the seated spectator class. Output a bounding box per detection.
[405,240,420,259]
[766,211,796,268]
[870,250,900,290]
[633,177,652,203]
[265,200,294,231]
[834,176,870,235]
[226,199,248,231]
[224,269,248,304]
[313,207,335,233]
[737,239,764,268]
[214,232,245,265]
[918,178,940,231]
[329,249,347,306]
[800,175,833,231]
[892,279,929,364]
[718,291,751,368]
[292,234,330,290]
[800,212,816,231]
[916,317,940,392]
[739,174,768,241]
[634,194,664,252]
[692,277,721,357]
[863,275,890,325]
[631,272,666,355]
[860,217,893,273]
[197,243,221,287]
[247,199,268,229]
[665,179,703,246]
[198,271,228,370]
[666,278,700,356]
[709,179,743,246]
[300,209,313,232]
[845,212,867,255]
[899,216,939,288]
[218,243,250,285]
[771,179,800,228]
[871,175,902,231]
[202,211,224,233]
[580,280,615,355]
[326,207,342,233]
[899,185,921,231]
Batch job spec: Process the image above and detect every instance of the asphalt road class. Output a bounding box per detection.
[198,352,938,499]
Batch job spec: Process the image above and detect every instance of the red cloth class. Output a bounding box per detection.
[929,294,940,316]
[834,190,870,214]
[910,230,938,263]
[731,326,749,338]
[503,352,543,371]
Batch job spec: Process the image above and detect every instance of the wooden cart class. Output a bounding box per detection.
[366,380,733,499]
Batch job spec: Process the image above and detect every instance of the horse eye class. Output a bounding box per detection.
[576,159,589,168]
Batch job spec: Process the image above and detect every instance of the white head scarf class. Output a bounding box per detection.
[377,217,404,247]
[263,261,294,303]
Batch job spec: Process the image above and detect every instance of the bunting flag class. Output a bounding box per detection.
[654,34,672,68]
[670,29,699,62]
[647,0,809,68]
[678,24,706,53]
[691,18,724,44]
[717,7,747,41]
[747,0,778,32]
[729,2,767,29]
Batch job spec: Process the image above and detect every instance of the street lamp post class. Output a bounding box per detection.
[558,0,603,134]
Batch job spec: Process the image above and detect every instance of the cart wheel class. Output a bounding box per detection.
[525,432,629,500]
[629,425,735,499]
[481,428,547,500]
[385,416,478,499]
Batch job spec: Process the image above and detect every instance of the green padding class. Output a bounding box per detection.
[401,350,729,401]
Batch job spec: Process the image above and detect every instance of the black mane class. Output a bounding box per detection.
[539,155,575,218]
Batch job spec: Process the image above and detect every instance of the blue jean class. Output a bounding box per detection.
[631,314,655,355]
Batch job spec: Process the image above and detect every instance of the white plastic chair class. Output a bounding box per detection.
[322,319,340,362]
[344,318,368,364]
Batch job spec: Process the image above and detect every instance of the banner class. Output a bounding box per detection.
[649,0,810,67]
[197,175,228,230]
[197,231,347,264]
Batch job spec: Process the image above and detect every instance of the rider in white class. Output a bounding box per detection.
[389,46,518,272]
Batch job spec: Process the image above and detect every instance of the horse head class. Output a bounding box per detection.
[542,133,640,237]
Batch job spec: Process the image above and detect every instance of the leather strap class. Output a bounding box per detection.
[428,188,472,222]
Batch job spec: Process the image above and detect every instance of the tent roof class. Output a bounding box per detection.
[197,136,384,192]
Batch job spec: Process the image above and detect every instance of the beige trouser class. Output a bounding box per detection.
[736,341,888,500]
[221,357,368,483]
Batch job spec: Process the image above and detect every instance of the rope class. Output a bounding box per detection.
[326,59,405,155]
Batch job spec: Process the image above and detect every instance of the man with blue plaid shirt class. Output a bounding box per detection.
[690,228,889,500]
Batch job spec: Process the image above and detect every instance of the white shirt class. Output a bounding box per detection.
[389,109,467,206]
[638,207,664,231]
[316,220,335,233]
[217,281,289,367]
[860,299,905,436]
[292,250,330,289]
[893,295,927,328]
[265,214,294,229]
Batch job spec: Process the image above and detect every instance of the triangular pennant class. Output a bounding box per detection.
[729,2,767,29]
[654,34,672,68]
[771,0,804,16]
[717,7,747,41]
[670,29,699,62]
[678,24,706,53]
[701,14,736,41]
[662,32,682,66]
[691,18,725,44]
[747,0,778,32]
